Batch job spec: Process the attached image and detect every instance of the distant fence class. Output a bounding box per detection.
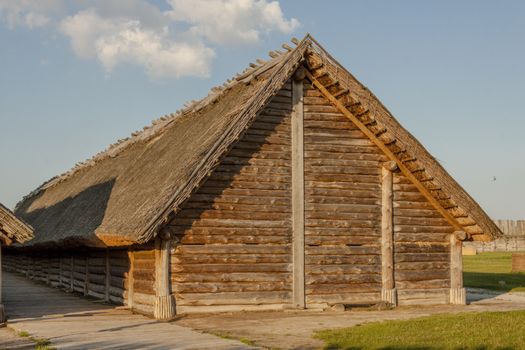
[464,220,525,252]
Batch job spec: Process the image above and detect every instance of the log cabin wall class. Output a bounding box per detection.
[303,81,387,306]
[167,82,294,313]
[3,78,460,313]
[393,173,453,305]
[131,248,156,315]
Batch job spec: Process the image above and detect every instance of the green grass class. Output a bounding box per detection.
[15,331,55,350]
[463,252,525,292]
[315,310,525,349]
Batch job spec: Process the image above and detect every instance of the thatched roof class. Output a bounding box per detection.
[0,203,33,245]
[15,34,501,247]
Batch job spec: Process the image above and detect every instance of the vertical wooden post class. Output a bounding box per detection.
[154,231,176,320]
[105,249,110,303]
[59,255,63,288]
[381,161,397,306]
[450,231,466,304]
[127,250,134,309]
[292,68,305,309]
[70,256,74,291]
[84,255,89,296]
[0,241,5,324]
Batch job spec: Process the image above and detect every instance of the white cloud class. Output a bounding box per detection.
[0,0,61,29]
[1,0,299,79]
[166,0,299,45]
[60,9,214,78]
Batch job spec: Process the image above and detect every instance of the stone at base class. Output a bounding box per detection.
[381,288,397,306]
[450,287,467,305]
[330,303,345,312]
[154,295,176,321]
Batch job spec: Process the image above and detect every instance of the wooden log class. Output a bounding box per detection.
[306,292,380,305]
[172,281,290,294]
[175,291,291,306]
[172,272,291,283]
[291,74,305,309]
[172,254,291,265]
[306,273,381,285]
[127,250,134,308]
[449,234,466,304]
[154,236,176,320]
[381,166,397,305]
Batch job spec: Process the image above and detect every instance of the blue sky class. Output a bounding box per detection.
[0,0,524,219]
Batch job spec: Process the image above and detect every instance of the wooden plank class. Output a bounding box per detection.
[450,233,466,304]
[381,165,396,304]
[292,75,305,309]
[154,236,176,320]
[127,250,134,308]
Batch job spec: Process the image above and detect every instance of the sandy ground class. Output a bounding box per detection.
[0,326,36,350]
[176,289,525,350]
[3,271,525,350]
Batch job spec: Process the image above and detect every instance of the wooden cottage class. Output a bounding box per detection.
[0,203,33,324]
[5,35,501,320]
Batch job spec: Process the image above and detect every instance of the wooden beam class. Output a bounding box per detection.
[450,232,466,304]
[70,256,74,291]
[105,249,110,303]
[381,165,397,306]
[154,232,176,320]
[292,69,305,309]
[127,250,134,309]
[305,70,464,232]
[0,241,4,324]
[84,256,88,296]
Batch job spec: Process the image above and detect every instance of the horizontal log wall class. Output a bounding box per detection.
[131,249,156,315]
[169,83,293,312]
[393,173,453,305]
[303,82,387,306]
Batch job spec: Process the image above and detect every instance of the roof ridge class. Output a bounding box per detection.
[14,39,301,211]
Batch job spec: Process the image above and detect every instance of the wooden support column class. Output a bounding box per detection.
[104,249,110,303]
[450,231,466,304]
[154,231,176,320]
[0,241,5,325]
[127,250,134,309]
[58,255,63,288]
[84,256,88,296]
[381,161,397,306]
[292,68,305,309]
[70,256,74,291]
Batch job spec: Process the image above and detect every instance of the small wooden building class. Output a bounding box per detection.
[5,35,501,319]
[0,203,33,324]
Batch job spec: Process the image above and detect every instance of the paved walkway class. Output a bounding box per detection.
[2,272,254,350]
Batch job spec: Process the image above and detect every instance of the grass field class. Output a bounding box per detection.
[315,310,525,350]
[316,252,525,349]
[463,252,525,292]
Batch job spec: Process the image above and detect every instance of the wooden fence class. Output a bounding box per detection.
[464,220,525,252]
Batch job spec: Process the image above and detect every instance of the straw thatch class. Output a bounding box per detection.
[0,203,33,245]
[14,34,500,247]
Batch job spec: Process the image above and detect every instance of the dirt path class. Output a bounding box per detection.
[0,327,35,350]
[177,290,525,350]
[4,271,525,350]
[3,272,254,350]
